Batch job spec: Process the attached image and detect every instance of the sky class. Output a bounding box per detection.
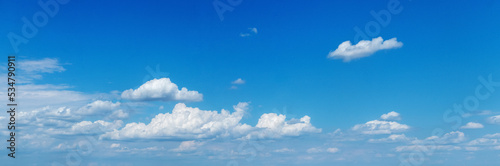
[1,0,500,165]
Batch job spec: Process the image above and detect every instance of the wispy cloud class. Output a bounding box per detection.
[328,37,402,62]
[240,27,258,37]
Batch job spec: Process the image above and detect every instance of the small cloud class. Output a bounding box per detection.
[274,148,295,153]
[121,78,203,102]
[171,141,204,152]
[460,122,484,129]
[230,85,238,90]
[232,78,245,84]
[380,111,401,121]
[159,106,164,110]
[328,37,403,62]
[326,148,339,153]
[240,27,258,37]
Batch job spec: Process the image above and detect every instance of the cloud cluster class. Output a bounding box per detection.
[352,120,409,135]
[101,103,320,140]
[121,78,203,102]
[328,37,403,62]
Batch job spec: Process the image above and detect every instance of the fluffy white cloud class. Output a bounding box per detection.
[380,111,401,121]
[102,102,320,140]
[369,134,412,143]
[110,143,120,148]
[352,120,409,134]
[121,78,202,102]
[18,106,81,127]
[487,115,500,124]
[47,120,123,135]
[171,141,205,152]
[328,37,403,62]
[102,102,250,140]
[460,122,484,129]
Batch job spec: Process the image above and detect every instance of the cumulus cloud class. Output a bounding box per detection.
[121,78,203,102]
[460,122,484,129]
[380,111,401,121]
[244,113,321,139]
[101,102,320,140]
[352,120,409,135]
[231,78,245,84]
[328,37,403,62]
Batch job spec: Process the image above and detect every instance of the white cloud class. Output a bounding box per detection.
[19,58,66,73]
[274,148,295,153]
[306,147,339,154]
[328,37,403,62]
[484,133,500,138]
[110,143,121,148]
[487,115,500,124]
[244,113,321,139]
[380,111,401,121]
[47,120,123,135]
[102,102,320,140]
[467,138,499,146]
[77,100,120,115]
[352,120,409,134]
[102,102,250,140]
[369,134,412,143]
[232,78,245,84]
[420,131,465,144]
[460,122,484,129]
[171,141,204,152]
[121,78,203,102]
[326,147,339,153]
[240,27,258,37]
[395,145,461,152]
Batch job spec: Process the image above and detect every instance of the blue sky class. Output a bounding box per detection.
[1,0,500,165]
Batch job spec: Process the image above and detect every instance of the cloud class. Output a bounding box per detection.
[328,37,403,62]
[244,113,321,139]
[352,120,409,134]
[460,122,484,129]
[77,100,120,115]
[47,120,123,135]
[232,78,245,84]
[101,102,320,140]
[306,147,339,154]
[395,145,461,152]
[240,27,258,37]
[171,141,205,152]
[487,115,500,124]
[419,131,465,144]
[110,143,120,148]
[121,78,203,102]
[274,148,295,153]
[380,111,401,121]
[369,134,413,143]
[19,58,66,73]
[101,102,251,140]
